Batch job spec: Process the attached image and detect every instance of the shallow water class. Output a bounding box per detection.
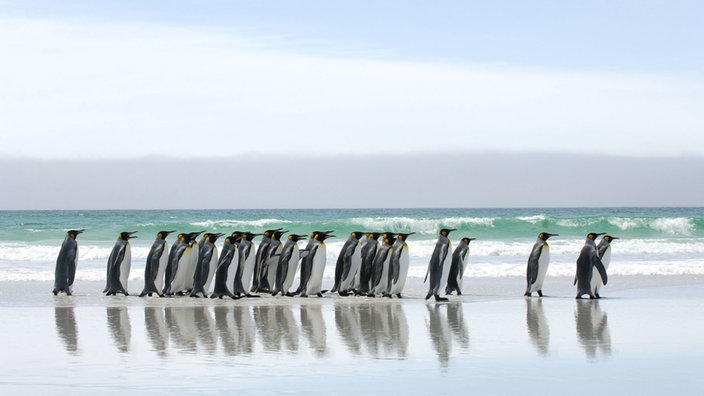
[2,279,703,394]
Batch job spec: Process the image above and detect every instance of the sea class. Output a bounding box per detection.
[1,207,703,284]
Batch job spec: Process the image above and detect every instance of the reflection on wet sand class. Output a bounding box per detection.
[525,298,550,355]
[253,305,299,353]
[144,307,168,355]
[575,300,611,359]
[55,306,79,354]
[335,302,409,359]
[300,305,327,356]
[107,306,131,353]
[426,302,469,366]
[214,306,255,355]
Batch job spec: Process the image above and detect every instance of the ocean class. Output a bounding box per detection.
[1,207,703,284]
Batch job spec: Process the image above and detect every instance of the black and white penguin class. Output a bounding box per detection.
[300,231,334,298]
[574,232,608,299]
[369,233,396,297]
[210,233,242,299]
[105,231,138,296]
[336,231,364,296]
[53,229,84,296]
[262,230,287,293]
[252,228,283,293]
[233,232,261,297]
[166,231,203,295]
[190,233,224,297]
[388,232,414,298]
[295,230,333,295]
[593,235,618,298]
[162,233,185,295]
[424,228,455,301]
[355,232,381,295]
[445,237,476,295]
[524,232,558,297]
[272,233,306,296]
[140,230,175,297]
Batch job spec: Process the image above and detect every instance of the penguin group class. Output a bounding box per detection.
[53,228,617,300]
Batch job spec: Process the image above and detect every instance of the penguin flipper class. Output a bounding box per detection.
[594,260,608,285]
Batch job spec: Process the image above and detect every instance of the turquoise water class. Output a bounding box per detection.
[1,207,703,281]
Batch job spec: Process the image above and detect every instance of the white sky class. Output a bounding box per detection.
[1,1,703,159]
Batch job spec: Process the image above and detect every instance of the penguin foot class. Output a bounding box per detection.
[300,294,308,298]
[595,293,601,299]
[434,294,448,302]
[425,292,433,300]
[245,293,260,298]
[397,294,403,298]
[368,293,375,298]
[524,292,531,297]
[338,291,349,297]
[316,293,323,298]
[537,290,543,297]
[230,295,242,300]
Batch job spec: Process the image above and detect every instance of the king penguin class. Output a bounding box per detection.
[332,231,364,295]
[140,230,175,297]
[525,232,558,297]
[105,231,138,296]
[388,232,414,298]
[262,230,287,293]
[445,237,476,296]
[53,229,84,296]
[210,232,242,299]
[162,233,185,295]
[272,233,306,296]
[295,230,333,295]
[592,235,618,298]
[425,228,456,301]
[575,232,608,299]
[233,232,261,298]
[300,231,334,298]
[252,228,283,293]
[369,233,396,297]
[190,233,224,297]
[356,232,381,296]
[166,231,204,295]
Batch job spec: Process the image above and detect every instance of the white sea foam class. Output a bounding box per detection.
[348,216,495,235]
[189,218,293,229]
[650,217,695,236]
[516,215,547,224]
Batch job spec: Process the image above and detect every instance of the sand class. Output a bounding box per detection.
[1,275,703,394]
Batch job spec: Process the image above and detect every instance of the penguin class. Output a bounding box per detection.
[190,233,224,297]
[252,228,283,293]
[575,232,608,299]
[210,233,242,299]
[140,230,175,297]
[424,228,456,301]
[388,232,414,298]
[524,232,558,297]
[271,233,306,296]
[355,232,381,295]
[53,229,84,296]
[332,231,364,295]
[233,232,261,297]
[262,230,287,293]
[300,231,334,297]
[105,231,138,296]
[592,235,618,298]
[162,233,185,295]
[166,231,203,295]
[295,230,333,295]
[369,233,396,297]
[445,237,476,295]
[337,231,364,296]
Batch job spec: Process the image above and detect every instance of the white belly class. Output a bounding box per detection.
[119,245,132,290]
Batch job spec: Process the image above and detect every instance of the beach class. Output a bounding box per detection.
[2,274,703,395]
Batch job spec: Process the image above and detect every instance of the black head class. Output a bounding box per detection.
[186,231,204,242]
[272,230,288,240]
[603,235,619,243]
[461,237,476,244]
[440,228,456,237]
[119,231,138,240]
[368,232,381,240]
[396,232,415,241]
[204,233,224,243]
[288,234,306,242]
[157,230,176,239]
[67,229,85,239]
[538,232,558,241]
[243,232,262,241]
[351,231,365,239]
[587,232,606,241]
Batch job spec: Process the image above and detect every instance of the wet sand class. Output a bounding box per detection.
[1,275,703,394]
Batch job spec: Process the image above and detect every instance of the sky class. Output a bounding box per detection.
[1,1,703,209]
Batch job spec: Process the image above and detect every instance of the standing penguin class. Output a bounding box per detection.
[252,229,282,292]
[445,237,476,296]
[53,229,84,296]
[332,231,364,295]
[388,232,414,298]
[166,231,204,295]
[210,233,242,299]
[337,231,365,296]
[575,232,608,299]
[105,231,138,296]
[295,230,333,295]
[190,233,224,297]
[524,232,558,297]
[369,233,396,297]
[425,228,456,301]
[140,230,175,297]
[162,233,185,295]
[262,230,287,292]
[272,234,306,296]
[356,232,381,295]
[300,232,334,298]
[592,235,618,298]
[233,232,261,298]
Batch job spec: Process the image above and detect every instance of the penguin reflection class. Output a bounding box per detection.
[337,303,409,358]
[253,305,299,352]
[193,306,217,355]
[575,300,611,359]
[525,298,550,355]
[106,307,131,353]
[446,302,469,351]
[144,306,168,356]
[300,305,327,356]
[55,305,79,354]
[426,303,452,366]
[213,305,256,355]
